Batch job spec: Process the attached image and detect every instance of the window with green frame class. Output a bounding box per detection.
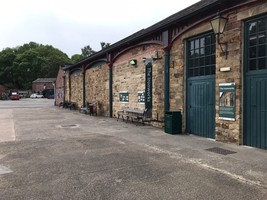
[119,91,129,103]
[187,33,216,77]
[246,16,267,71]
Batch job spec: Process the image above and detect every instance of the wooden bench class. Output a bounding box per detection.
[117,108,151,125]
[63,101,77,110]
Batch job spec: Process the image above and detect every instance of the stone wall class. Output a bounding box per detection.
[113,44,164,125]
[55,67,65,106]
[215,1,267,144]
[70,70,83,107]
[65,73,70,102]
[85,64,109,116]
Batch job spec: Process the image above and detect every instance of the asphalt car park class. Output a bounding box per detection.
[0,99,267,200]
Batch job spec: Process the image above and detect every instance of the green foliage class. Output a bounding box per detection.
[81,45,96,58]
[100,42,110,49]
[0,42,70,90]
[71,54,83,63]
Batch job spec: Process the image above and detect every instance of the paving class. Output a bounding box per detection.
[0,98,267,200]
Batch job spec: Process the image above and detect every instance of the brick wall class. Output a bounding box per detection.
[32,82,54,93]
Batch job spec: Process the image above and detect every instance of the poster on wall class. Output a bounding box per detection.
[119,91,129,103]
[219,83,235,121]
[138,91,145,103]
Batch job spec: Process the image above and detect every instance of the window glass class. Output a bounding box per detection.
[246,16,267,71]
[187,33,215,77]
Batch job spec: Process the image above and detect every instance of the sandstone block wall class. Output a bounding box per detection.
[70,70,83,107]
[85,64,109,116]
[113,44,164,125]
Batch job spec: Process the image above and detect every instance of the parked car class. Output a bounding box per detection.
[30,93,44,98]
[10,94,20,100]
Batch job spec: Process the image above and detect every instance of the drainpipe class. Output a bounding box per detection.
[109,63,113,118]
[163,30,171,112]
[63,74,65,104]
[82,65,86,108]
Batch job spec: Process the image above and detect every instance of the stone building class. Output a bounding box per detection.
[63,0,267,149]
[32,78,56,94]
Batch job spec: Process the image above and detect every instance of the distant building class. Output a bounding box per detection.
[32,78,56,94]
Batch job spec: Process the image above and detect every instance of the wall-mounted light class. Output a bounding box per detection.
[210,14,228,59]
[129,59,137,65]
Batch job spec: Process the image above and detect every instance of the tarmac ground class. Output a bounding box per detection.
[0,98,267,200]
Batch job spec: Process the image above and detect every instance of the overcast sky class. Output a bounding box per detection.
[0,0,199,57]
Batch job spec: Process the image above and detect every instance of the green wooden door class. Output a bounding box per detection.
[245,75,267,149]
[244,15,267,149]
[187,77,215,138]
[186,33,216,138]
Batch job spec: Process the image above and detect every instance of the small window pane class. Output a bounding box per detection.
[195,39,199,49]
[195,49,199,57]
[189,69,194,76]
[190,50,194,57]
[205,36,211,45]
[189,59,193,67]
[259,58,266,70]
[249,35,257,46]
[205,46,211,55]
[205,56,211,65]
[249,47,256,58]
[200,38,205,48]
[258,45,266,57]
[205,66,210,75]
[190,41,194,50]
[200,48,205,55]
[194,58,199,67]
[200,57,205,66]
[259,33,266,44]
[249,22,257,34]
[249,59,257,70]
[258,19,266,32]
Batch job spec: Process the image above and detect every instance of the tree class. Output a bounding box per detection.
[71,54,83,64]
[0,42,70,90]
[81,45,95,58]
[100,42,110,49]
[0,48,16,87]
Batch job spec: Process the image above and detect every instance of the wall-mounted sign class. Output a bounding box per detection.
[145,62,152,109]
[119,91,129,103]
[138,91,145,103]
[219,83,235,121]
